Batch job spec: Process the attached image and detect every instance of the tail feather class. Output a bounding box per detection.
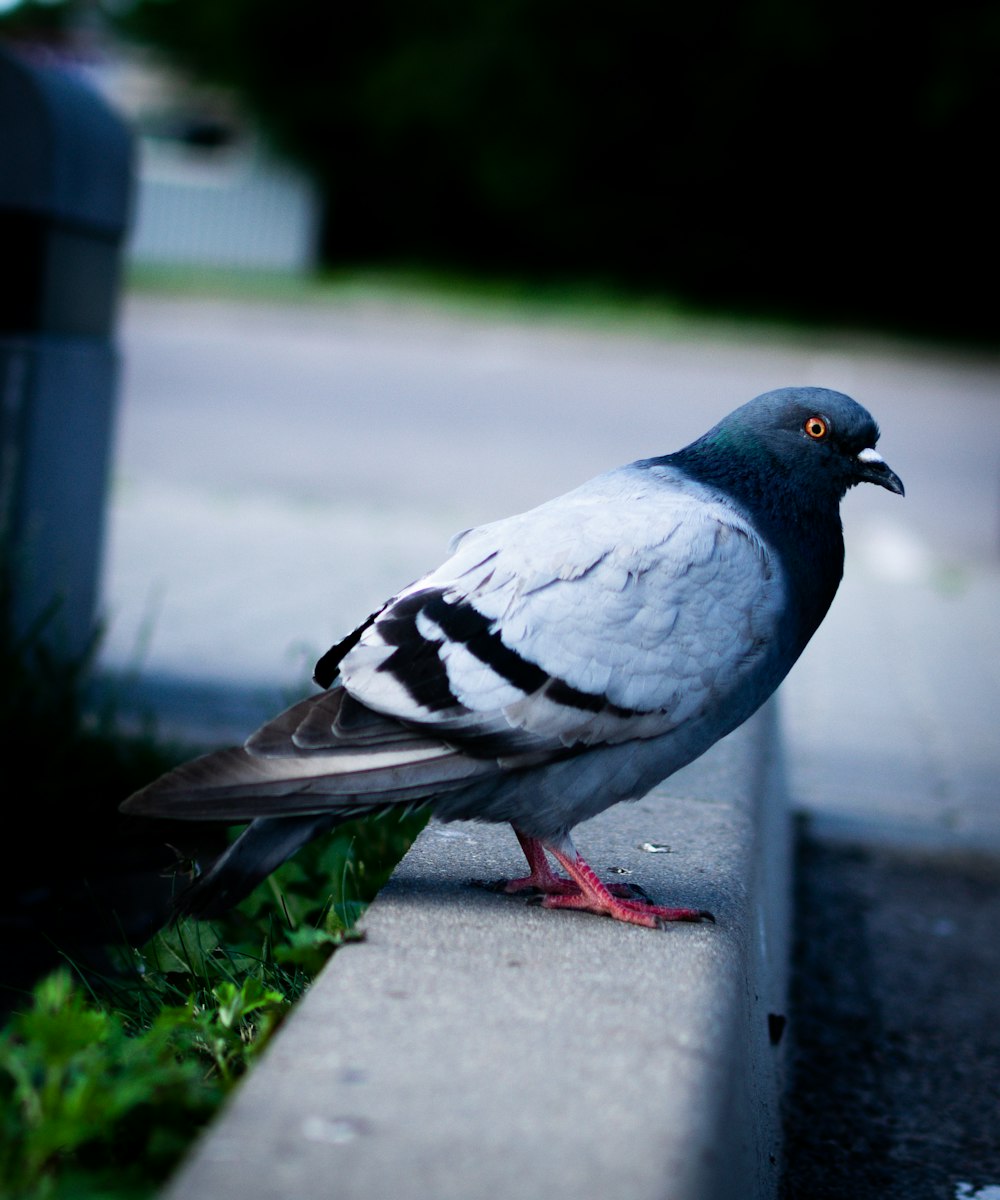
[120,739,497,821]
[119,684,503,823]
[173,814,342,918]
[119,684,513,918]
[246,688,421,755]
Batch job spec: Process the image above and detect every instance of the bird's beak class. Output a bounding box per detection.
[855,447,905,496]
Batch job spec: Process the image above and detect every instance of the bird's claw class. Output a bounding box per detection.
[651,907,715,929]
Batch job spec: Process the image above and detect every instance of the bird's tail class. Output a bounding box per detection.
[120,685,503,919]
[120,687,500,824]
[172,813,344,918]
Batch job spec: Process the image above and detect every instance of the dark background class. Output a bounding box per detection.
[4,0,998,343]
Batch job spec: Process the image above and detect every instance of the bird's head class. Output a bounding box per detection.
[710,387,905,503]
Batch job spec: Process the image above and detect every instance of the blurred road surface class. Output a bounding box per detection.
[100,292,998,689]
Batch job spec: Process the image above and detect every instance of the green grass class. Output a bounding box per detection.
[0,577,425,1199]
[0,812,425,1200]
[1,776,425,1200]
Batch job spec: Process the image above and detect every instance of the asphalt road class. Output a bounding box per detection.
[781,836,1000,1200]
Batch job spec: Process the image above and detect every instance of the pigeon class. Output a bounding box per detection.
[121,387,903,929]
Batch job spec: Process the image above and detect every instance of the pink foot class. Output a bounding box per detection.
[506,829,714,929]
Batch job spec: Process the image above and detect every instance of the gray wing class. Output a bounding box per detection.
[339,464,785,753]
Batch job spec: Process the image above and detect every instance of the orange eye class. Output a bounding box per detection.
[804,416,828,440]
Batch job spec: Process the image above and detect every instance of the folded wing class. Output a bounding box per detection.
[122,465,783,824]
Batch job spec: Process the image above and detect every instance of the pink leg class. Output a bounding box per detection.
[503,830,578,895]
[504,829,713,929]
[504,829,648,901]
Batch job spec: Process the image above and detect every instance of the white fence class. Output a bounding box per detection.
[126,137,320,273]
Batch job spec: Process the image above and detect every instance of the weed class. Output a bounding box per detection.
[0,808,424,1199]
[0,564,425,1197]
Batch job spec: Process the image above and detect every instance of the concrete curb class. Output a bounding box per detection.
[160,699,790,1200]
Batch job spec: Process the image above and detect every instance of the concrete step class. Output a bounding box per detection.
[159,699,790,1200]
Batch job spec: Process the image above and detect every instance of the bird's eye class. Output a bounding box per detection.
[804,416,828,440]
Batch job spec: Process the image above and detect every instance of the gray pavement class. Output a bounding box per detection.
[785,539,1000,851]
[98,287,1000,1198]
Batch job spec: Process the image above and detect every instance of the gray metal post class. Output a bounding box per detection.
[0,46,132,661]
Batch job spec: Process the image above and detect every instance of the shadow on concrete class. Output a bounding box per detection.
[781,820,1000,1198]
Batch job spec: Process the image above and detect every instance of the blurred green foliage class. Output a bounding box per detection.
[0,969,225,1199]
[121,0,999,340]
[3,0,998,339]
